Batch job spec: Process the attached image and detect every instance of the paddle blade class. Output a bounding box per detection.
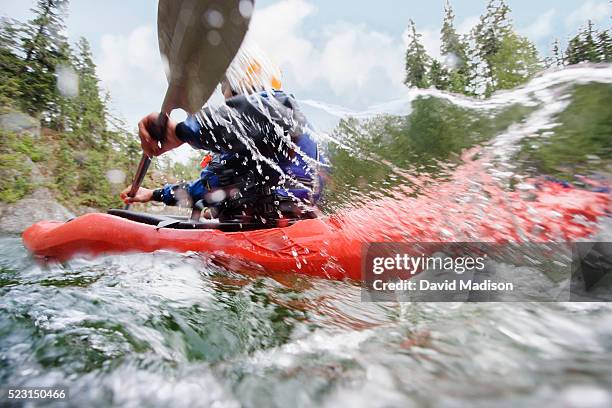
[157,0,254,114]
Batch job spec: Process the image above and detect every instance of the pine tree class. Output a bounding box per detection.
[73,37,106,142]
[550,39,564,67]
[469,0,540,97]
[582,20,599,62]
[429,60,450,90]
[404,19,431,89]
[470,0,512,96]
[566,31,585,65]
[19,0,71,117]
[75,37,96,76]
[0,18,24,106]
[565,22,603,65]
[440,0,469,93]
[472,0,512,62]
[597,29,611,62]
[490,32,541,91]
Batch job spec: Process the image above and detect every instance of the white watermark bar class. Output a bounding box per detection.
[361,242,612,302]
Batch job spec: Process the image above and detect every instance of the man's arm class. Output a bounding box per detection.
[176,93,299,158]
[138,113,183,157]
[152,176,209,207]
[121,177,206,207]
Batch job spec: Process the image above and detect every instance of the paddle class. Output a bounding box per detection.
[125,0,254,208]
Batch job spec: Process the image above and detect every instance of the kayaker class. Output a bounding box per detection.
[120,46,325,225]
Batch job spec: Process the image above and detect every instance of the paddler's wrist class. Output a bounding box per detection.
[175,115,202,145]
[175,121,190,144]
[152,188,164,202]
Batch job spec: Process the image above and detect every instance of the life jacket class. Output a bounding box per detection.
[179,90,324,225]
[201,144,319,224]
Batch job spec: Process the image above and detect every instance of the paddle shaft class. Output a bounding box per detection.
[121,0,253,210]
[125,112,169,209]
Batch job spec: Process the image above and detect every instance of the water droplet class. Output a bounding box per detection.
[56,65,78,97]
[205,189,226,203]
[105,169,125,184]
[239,0,254,18]
[207,30,221,46]
[205,9,224,28]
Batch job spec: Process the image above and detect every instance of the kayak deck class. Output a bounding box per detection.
[22,212,360,280]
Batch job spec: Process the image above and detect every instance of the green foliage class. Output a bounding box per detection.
[489,31,541,91]
[0,130,40,202]
[598,29,612,62]
[0,2,147,210]
[69,37,106,140]
[428,60,450,90]
[518,84,612,179]
[49,133,138,208]
[157,153,202,184]
[404,19,430,88]
[0,19,24,107]
[438,1,470,94]
[0,153,32,203]
[565,22,611,65]
[53,139,79,200]
[547,39,564,68]
[325,97,535,208]
[440,1,469,71]
[405,0,542,98]
[14,136,44,162]
[472,0,512,63]
[470,0,541,97]
[19,0,71,116]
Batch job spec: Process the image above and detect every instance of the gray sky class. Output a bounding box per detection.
[1,0,610,158]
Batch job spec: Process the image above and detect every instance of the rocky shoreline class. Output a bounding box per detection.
[0,188,75,234]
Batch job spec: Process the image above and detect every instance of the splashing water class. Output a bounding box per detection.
[2,65,612,406]
[56,64,79,98]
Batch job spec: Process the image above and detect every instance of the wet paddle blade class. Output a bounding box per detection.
[157,0,253,114]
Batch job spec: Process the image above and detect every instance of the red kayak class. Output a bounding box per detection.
[23,212,364,280]
[23,155,610,280]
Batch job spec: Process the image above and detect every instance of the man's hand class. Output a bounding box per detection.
[138,112,183,157]
[120,186,154,204]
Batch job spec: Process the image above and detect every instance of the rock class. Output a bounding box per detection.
[0,188,74,234]
[73,205,99,215]
[28,187,54,200]
[0,110,40,138]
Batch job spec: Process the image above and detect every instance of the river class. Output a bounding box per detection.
[1,64,611,407]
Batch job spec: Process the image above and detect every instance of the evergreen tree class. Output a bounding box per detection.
[19,0,71,117]
[489,31,541,91]
[582,20,600,62]
[73,37,106,142]
[470,0,512,96]
[404,19,431,89]
[469,0,540,97]
[0,18,24,106]
[566,31,585,65]
[549,39,565,67]
[597,29,611,62]
[440,0,470,93]
[565,21,609,65]
[429,59,450,90]
[0,1,169,209]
